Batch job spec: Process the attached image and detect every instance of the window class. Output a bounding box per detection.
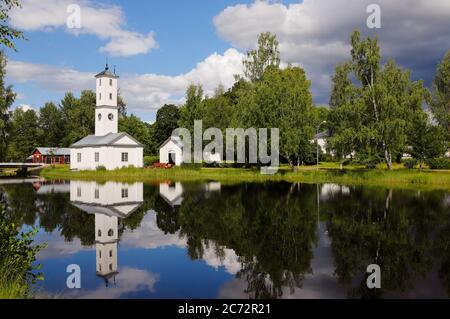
[77,153,81,163]
[98,113,102,121]
[95,188,99,199]
[99,251,102,259]
[98,229,101,237]
[99,93,101,100]
[108,229,114,237]
[77,187,81,197]
[109,93,112,100]
[109,264,113,271]
[121,152,128,162]
[109,250,113,257]
[99,79,102,86]
[109,79,112,86]
[108,113,114,121]
[121,188,128,198]
[95,152,99,162]
[99,264,102,271]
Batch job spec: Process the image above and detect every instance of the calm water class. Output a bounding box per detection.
[1,179,450,299]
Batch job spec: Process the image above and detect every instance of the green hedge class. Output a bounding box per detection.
[425,158,450,169]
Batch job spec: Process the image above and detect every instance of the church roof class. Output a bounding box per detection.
[95,64,119,79]
[70,132,144,148]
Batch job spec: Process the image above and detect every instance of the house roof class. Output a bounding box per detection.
[33,147,71,156]
[159,136,183,149]
[95,64,119,79]
[70,132,143,148]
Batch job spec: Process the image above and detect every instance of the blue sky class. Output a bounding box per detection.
[5,0,450,122]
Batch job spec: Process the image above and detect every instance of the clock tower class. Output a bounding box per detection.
[95,64,119,136]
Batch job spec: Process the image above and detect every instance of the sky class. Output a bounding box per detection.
[5,0,450,122]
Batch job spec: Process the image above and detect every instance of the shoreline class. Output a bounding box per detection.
[40,165,450,191]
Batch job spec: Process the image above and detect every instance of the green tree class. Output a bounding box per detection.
[329,30,429,169]
[119,114,154,155]
[178,84,203,133]
[0,0,24,50]
[234,65,315,166]
[62,90,95,146]
[243,32,280,82]
[38,102,65,147]
[0,51,15,161]
[408,112,447,168]
[7,108,40,161]
[153,104,180,146]
[431,51,450,140]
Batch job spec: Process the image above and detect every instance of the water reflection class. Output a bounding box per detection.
[0,179,449,299]
[69,181,144,286]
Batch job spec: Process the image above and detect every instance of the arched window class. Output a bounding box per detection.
[98,229,102,237]
[109,250,113,257]
[108,229,114,237]
[109,264,113,271]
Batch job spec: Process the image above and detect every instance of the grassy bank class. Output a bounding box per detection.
[40,164,450,191]
[0,265,29,299]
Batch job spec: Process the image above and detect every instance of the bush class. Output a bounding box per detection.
[96,165,107,171]
[144,155,159,167]
[425,158,450,170]
[403,159,418,169]
[0,210,45,298]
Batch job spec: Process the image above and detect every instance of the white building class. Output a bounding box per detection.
[70,64,144,171]
[159,136,183,166]
[70,181,144,285]
[159,182,184,207]
[159,136,222,166]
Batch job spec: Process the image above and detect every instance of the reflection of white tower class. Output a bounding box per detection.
[95,214,119,284]
[70,181,144,286]
[159,182,184,208]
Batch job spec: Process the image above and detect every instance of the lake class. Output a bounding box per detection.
[0,179,449,299]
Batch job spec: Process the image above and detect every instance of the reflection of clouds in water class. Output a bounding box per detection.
[68,267,160,299]
[35,230,91,260]
[219,223,347,299]
[121,210,186,249]
[122,211,243,274]
[200,243,242,275]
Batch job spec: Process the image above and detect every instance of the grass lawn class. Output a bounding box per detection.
[40,163,450,191]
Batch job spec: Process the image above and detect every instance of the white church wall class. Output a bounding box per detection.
[70,181,144,206]
[71,146,143,171]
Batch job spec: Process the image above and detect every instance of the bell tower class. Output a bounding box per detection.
[95,64,119,136]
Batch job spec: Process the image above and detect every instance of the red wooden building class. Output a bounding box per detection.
[30,148,71,164]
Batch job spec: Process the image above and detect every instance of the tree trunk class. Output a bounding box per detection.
[384,147,392,170]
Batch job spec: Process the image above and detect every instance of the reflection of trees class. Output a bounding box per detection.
[0,183,158,246]
[176,182,318,299]
[325,187,447,298]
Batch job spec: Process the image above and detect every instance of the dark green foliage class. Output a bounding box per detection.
[403,159,418,169]
[426,158,450,170]
[0,208,45,296]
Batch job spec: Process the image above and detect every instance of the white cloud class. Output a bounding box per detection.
[6,48,244,114]
[10,0,158,57]
[214,0,450,103]
[16,104,35,112]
